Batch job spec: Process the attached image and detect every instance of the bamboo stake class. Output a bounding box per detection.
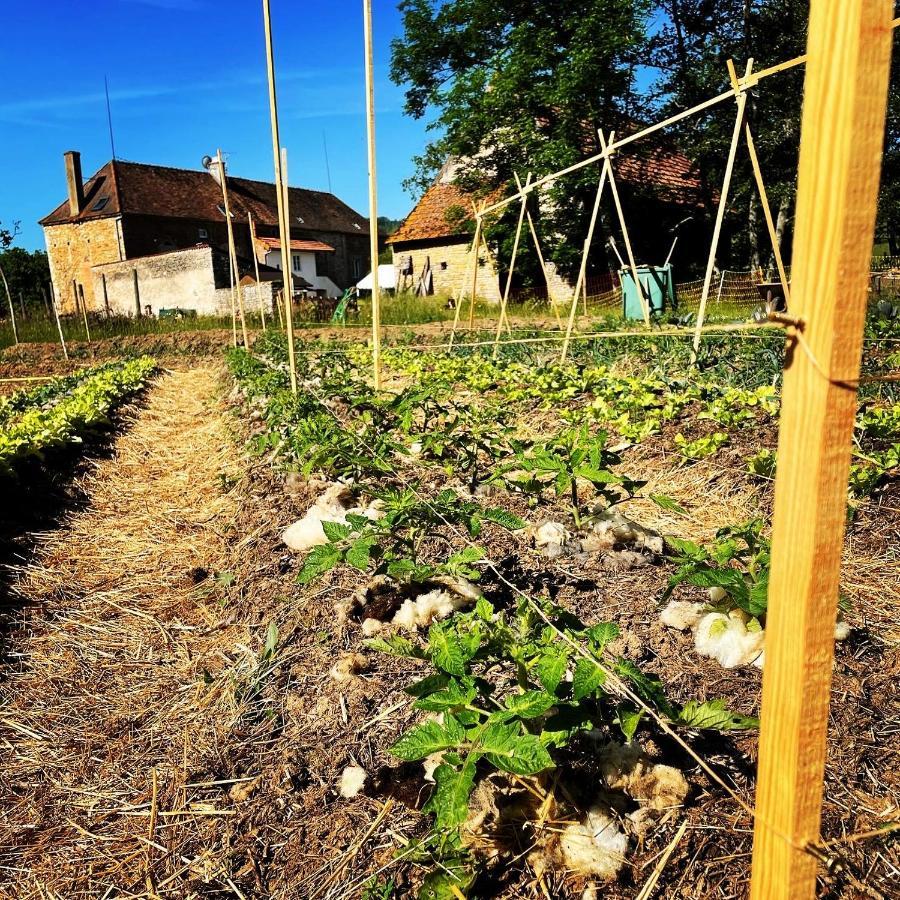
[262,0,297,393]
[217,149,249,348]
[598,129,650,325]
[493,174,531,358]
[692,59,754,361]
[749,4,893,899]
[467,206,485,331]
[449,206,482,348]
[479,227,511,335]
[744,123,792,307]
[49,280,68,360]
[78,283,92,343]
[560,149,612,362]
[0,263,18,345]
[247,211,266,329]
[515,173,562,329]
[227,257,237,348]
[275,288,285,329]
[362,0,382,390]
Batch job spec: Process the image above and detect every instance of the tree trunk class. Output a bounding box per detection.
[749,194,761,273]
[773,186,795,273]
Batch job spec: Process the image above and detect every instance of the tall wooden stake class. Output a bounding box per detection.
[750,4,892,899]
[560,143,612,362]
[78,283,92,343]
[692,59,753,360]
[262,0,297,393]
[362,0,382,390]
[515,174,562,329]
[598,130,650,325]
[49,280,68,361]
[449,207,482,348]
[217,149,250,348]
[0,263,18,346]
[493,174,531,359]
[745,123,792,306]
[248,211,266,329]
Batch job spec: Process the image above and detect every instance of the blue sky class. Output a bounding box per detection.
[0,0,433,250]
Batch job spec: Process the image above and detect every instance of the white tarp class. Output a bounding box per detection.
[355,264,396,291]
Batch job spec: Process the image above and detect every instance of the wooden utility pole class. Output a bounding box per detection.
[362,0,382,389]
[692,60,753,361]
[262,0,298,393]
[749,3,893,899]
[216,148,249,348]
[0,263,18,345]
[49,280,68,360]
[248,211,266,329]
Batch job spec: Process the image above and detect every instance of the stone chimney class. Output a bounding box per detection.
[64,150,85,217]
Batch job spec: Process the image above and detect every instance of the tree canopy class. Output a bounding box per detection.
[391,1,900,281]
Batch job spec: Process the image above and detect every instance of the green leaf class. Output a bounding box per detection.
[345,538,374,571]
[474,597,495,622]
[478,722,555,775]
[586,621,620,652]
[418,865,476,900]
[613,658,671,714]
[665,537,705,560]
[321,520,352,542]
[499,690,556,720]
[424,754,479,833]
[481,507,526,531]
[572,657,605,700]
[263,621,279,659]
[390,715,466,761]
[414,678,477,712]
[405,672,450,698]
[616,704,643,741]
[649,494,688,516]
[677,699,759,731]
[297,543,341,584]
[429,622,466,676]
[365,634,424,659]
[536,649,568,694]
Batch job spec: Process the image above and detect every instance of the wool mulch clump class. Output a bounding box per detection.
[0,367,259,898]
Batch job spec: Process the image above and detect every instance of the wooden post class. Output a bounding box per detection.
[515,174,562,329]
[493,174,531,359]
[132,269,141,318]
[101,273,111,317]
[749,4,893,900]
[227,255,238,347]
[248,211,266,329]
[262,0,298,393]
[217,149,250,348]
[449,208,482,348]
[692,60,753,360]
[560,141,612,361]
[362,0,382,389]
[598,130,650,325]
[0,263,18,345]
[275,288,285,329]
[467,205,485,330]
[78,283,92,343]
[715,270,726,306]
[745,123,792,307]
[18,292,25,320]
[40,284,51,319]
[49,280,68,361]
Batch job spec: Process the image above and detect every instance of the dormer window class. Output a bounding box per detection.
[92,196,110,212]
[296,216,305,224]
[353,223,361,229]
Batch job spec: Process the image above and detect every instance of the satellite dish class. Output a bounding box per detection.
[201,155,213,170]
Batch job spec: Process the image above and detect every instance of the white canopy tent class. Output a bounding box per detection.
[355,264,396,293]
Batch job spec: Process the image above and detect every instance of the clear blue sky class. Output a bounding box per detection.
[0,0,433,250]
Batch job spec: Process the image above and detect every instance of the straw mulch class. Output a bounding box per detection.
[0,367,254,898]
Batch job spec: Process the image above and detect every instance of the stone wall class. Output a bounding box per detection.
[392,238,502,303]
[91,246,229,317]
[44,218,124,313]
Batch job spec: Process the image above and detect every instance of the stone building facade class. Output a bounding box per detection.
[40,151,370,315]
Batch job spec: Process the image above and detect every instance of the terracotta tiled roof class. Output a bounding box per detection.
[40,160,369,235]
[387,181,477,245]
[257,237,335,253]
[389,143,706,245]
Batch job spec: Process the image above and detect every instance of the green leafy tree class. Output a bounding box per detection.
[390,0,652,280]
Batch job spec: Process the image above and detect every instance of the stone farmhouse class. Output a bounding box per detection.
[388,146,710,305]
[39,151,370,316]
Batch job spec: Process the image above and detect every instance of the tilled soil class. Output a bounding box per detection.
[0,364,897,899]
